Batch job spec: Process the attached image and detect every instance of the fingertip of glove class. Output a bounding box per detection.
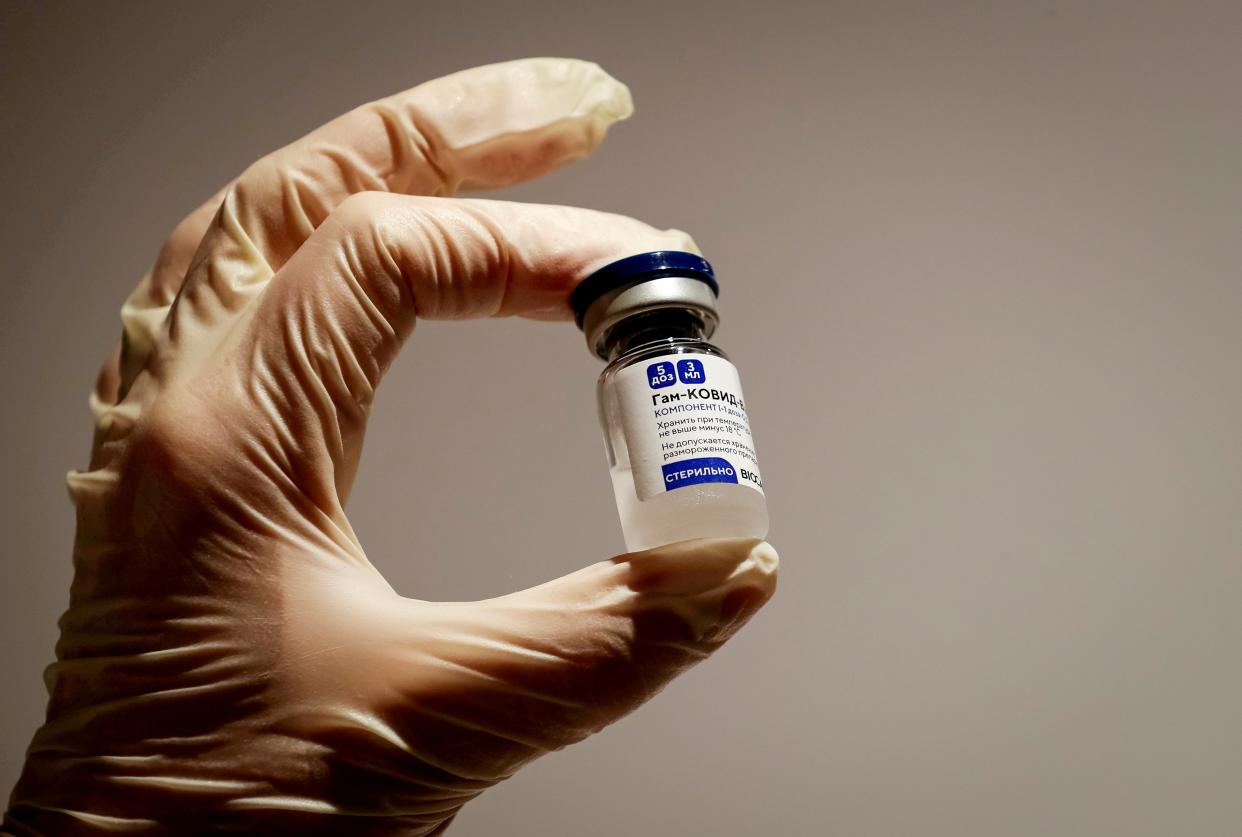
[611,539,778,645]
[745,540,780,581]
[605,77,635,123]
[617,538,780,598]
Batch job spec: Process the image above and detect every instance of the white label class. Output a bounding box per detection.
[615,352,764,501]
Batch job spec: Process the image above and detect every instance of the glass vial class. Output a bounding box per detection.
[571,251,768,552]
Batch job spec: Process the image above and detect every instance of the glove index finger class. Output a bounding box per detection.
[230,195,694,497]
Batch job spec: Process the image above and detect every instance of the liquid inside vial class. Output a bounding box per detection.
[608,464,769,553]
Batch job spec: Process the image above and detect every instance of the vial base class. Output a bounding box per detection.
[609,465,769,553]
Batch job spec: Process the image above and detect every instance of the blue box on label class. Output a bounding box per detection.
[677,359,706,384]
[662,457,739,490]
[647,362,677,389]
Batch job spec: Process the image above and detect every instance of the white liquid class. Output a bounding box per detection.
[610,464,769,553]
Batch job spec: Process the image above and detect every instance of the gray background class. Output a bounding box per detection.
[3,1,1241,834]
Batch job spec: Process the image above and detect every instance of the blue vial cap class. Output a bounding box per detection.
[571,251,718,329]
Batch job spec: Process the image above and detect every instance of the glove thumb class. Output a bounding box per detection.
[290,538,778,795]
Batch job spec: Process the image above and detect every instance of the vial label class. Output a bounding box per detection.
[615,352,764,501]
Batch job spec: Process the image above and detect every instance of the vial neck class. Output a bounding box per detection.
[604,309,709,361]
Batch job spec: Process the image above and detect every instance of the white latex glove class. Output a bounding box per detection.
[2,58,778,836]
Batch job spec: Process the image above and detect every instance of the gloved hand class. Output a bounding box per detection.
[2,58,778,836]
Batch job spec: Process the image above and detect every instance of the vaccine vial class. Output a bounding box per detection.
[571,251,768,552]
